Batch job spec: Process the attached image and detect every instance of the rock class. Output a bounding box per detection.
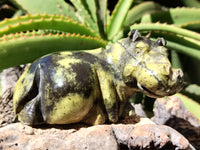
[132,103,147,118]
[152,96,200,127]
[0,66,25,95]
[0,66,26,127]
[152,96,200,149]
[0,88,15,127]
[65,125,118,150]
[128,124,188,150]
[0,68,197,149]
[0,118,194,150]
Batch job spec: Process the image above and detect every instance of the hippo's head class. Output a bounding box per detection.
[123,30,183,98]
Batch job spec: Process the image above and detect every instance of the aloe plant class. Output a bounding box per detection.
[0,0,199,69]
[0,0,200,119]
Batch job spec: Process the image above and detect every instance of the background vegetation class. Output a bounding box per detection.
[0,0,200,120]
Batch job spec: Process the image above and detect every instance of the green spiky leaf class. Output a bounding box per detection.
[124,1,162,27]
[183,0,200,8]
[180,21,200,31]
[131,23,200,41]
[85,0,97,22]
[175,93,200,122]
[0,14,99,37]
[69,0,98,33]
[12,0,79,21]
[182,84,200,103]
[95,0,107,38]
[0,31,107,70]
[141,7,200,26]
[107,0,133,40]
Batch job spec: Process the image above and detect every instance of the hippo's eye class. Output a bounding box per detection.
[135,42,149,55]
[135,48,142,55]
[155,38,167,46]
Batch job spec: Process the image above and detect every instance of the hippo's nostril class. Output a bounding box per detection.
[160,64,171,75]
[166,88,170,93]
[176,69,184,81]
[178,74,182,80]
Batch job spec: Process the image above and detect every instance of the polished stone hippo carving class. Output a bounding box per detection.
[13,30,184,126]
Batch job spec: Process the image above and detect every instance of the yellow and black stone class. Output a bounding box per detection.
[13,30,184,126]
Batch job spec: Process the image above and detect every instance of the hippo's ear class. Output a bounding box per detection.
[128,29,141,42]
[155,38,167,46]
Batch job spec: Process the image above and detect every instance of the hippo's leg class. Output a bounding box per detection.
[121,102,136,118]
[17,95,44,125]
[16,64,45,126]
[96,69,119,123]
[82,100,107,125]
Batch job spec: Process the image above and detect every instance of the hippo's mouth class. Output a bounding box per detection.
[137,83,167,98]
[137,81,184,98]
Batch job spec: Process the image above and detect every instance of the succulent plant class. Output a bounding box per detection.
[0,0,200,121]
[0,0,200,70]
